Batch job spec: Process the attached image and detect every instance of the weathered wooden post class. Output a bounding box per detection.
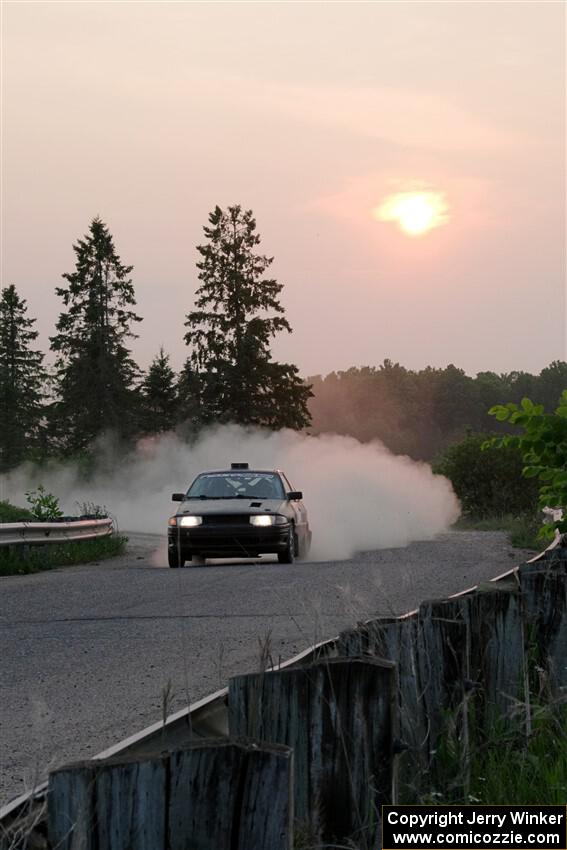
[463,581,527,726]
[168,740,293,850]
[417,599,467,742]
[339,608,468,800]
[338,615,428,801]
[49,762,99,850]
[420,584,527,732]
[520,548,567,693]
[48,740,293,850]
[419,582,527,786]
[229,656,396,849]
[96,756,168,850]
[337,580,527,802]
[417,598,469,797]
[422,582,527,800]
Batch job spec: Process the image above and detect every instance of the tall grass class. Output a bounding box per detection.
[0,535,127,576]
[427,704,567,805]
[453,513,542,550]
[0,499,34,522]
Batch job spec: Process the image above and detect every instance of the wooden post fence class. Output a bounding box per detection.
[228,656,396,850]
[520,547,567,693]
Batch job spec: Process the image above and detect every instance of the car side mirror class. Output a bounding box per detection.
[172,493,185,501]
[287,491,303,501]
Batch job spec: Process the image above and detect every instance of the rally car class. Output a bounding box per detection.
[167,463,311,567]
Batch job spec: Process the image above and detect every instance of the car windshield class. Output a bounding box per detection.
[186,472,285,500]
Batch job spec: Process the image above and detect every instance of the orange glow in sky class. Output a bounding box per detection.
[374,191,450,236]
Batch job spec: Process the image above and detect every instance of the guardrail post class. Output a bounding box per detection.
[337,582,526,802]
[520,549,567,693]
[417,598,468,795]
[462,582,527,725]
[228,657,396,849]
[48,740,293,850]
[169,740,293,850]
[49,756,167,850]
[339,609,467,801]
[338,615,428,800]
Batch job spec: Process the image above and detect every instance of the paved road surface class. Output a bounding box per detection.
[0,530,533,806]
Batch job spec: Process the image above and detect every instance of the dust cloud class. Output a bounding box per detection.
[1,426,460,560]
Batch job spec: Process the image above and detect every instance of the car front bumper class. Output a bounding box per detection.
[167,521,291,558]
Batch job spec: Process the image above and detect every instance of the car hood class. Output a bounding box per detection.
[175,499,287,517]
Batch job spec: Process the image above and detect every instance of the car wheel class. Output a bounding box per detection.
[278,527,295,564]
[168,549,185,568]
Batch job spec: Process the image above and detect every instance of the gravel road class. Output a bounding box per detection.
[0,530,534,806]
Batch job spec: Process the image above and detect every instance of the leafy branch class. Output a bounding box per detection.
[485,391,567,538]
[24,485,63,521]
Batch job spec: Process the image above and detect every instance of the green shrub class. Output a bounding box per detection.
[0,499,35,522]
[434,432,539,518]
[75,500,110,518]
[24,485,63,520]
[507,514,542,549]
[0,534,127,576]
[487,392,567,540]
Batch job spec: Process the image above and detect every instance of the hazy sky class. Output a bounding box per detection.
[2,1,565,377]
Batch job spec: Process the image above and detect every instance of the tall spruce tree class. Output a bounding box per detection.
[0,285,46,470]
[176,357,201,432]
[50,217,142,451]
[184,205,312,429]
[140,347,178,433]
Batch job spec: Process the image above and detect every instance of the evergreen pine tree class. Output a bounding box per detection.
[50,217,142,451]
[140,347,178,433]
[176,357,201,433]
[0,285,46,470]
[184,205,312,429]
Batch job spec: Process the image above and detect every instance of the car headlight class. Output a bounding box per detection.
[250,515,275,527]
[250,515,287,527]
[168,515,203,528]
[179,515,203,527]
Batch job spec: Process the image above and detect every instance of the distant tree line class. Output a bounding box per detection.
[0,207,311,472]
[308,360,567,461]
[1,208,565,475]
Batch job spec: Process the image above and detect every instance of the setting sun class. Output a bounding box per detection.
[374,191,450,236]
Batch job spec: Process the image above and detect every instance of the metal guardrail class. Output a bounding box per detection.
[0,518,113,548]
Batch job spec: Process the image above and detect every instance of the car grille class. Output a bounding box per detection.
[201,515,251,525]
